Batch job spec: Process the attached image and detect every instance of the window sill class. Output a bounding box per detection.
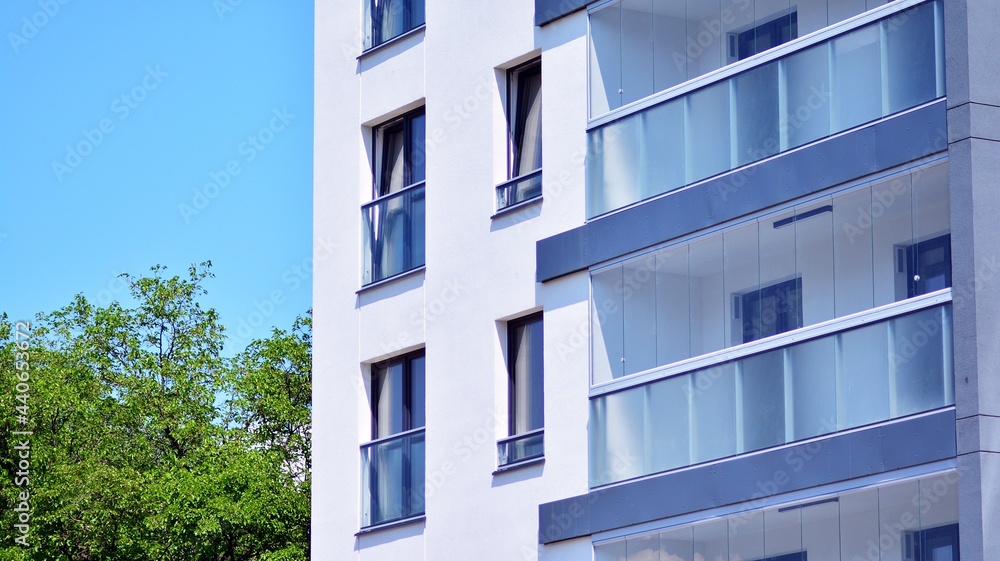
[357,265,426,295]
[358,25,426,60]
[492,456,544,476]
[492,195,543,220]
[356,514,425,536]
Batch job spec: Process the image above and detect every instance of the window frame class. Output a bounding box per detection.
[506,58,543,182]
[363,0,425,51]
[507,312,544,437]
[372,108,425,200]
[370,350,425,440]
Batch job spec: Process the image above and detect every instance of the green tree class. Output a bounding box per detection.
[0,263,310,560]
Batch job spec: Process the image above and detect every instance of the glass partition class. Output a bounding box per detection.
[586,0,944,218]
[362,182,425,285]
[591,161,950,385]
[589,303,953,486]
[596,472,959,561]
[361,430,425,526]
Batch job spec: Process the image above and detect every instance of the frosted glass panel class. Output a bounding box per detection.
[591,4,622,115]
[735,62,781,166]
[764,506,802,559]
[653,0,688,91]
[796,198,835,325]
[832,25,882,131]
[624,258,658,375]
[892,307,948,417]
[686,81,731,182]
[692,519,728,561]
[659,525,694,561]
[627,533,660,561]
[622,0,655,106]
[741,350,786,452]
[656,245,691,365]
[885,2,938,114]
[797,0,829,35]
[839,487,880,561]
[783,43,832,149]
[588,116,642,217]
[802,498,840,561]
[878,480,921,561]
[686,0,723,80]
[596,540,628,561]
[648,375,691,472]
[690,233,726,357]
[724,221,760,347]
[912,162,951,248]
[790,337,837,439]
[839,321,890,429]
[828,0,867,32]
[641,100,685,199]
[871,173,912,306]
[919,473,959,529]
[729,510,764,561]
[593,266,624,383]
[691,363,737,462]
[596,388,645,484]
[833,187,874,316]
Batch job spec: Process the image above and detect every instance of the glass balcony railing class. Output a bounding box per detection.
[361,429,425,528]
[496,169,543,211]
[497,429,544,467]
[362,182,425,285]
[589,301,954,487]
[586,0,944,218]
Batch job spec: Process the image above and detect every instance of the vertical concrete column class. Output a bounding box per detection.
[945,1,1000,559]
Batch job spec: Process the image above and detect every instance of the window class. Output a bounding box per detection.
[363,110,426,285]
[363,0,425,50]
[498,313,544,467]
[497,59,543,211]
[728,11,798,63]
[361,352,425,527]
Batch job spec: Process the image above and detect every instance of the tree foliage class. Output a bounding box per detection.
[0,263,310,560]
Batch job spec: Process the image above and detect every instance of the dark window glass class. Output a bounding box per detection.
[372,351,425,439]
[365,0,425,50]
[741,277,803,343]
[510,60,542,179]
[509,313,544,435]
[375,110,424,197]
[731,11,798,62]
[907,234,952,298]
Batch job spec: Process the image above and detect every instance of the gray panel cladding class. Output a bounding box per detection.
[538,409,957,544]
[535,0,596,26]
[536,101,948,283]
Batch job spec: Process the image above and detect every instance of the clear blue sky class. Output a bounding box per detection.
[0,1,314,354]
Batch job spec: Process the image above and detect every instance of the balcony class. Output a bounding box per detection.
[589,297,954,487]
[362,182,425,286]
[361,429,425,528]
[586,0,944,218]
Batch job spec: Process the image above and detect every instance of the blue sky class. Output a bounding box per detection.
[0,1,314,354]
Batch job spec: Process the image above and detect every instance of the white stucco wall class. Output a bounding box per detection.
[314,1,593,559]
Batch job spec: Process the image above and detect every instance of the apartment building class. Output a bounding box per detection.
[313,0,998,559]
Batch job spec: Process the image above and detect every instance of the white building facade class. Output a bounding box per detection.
[314,0,999,559]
